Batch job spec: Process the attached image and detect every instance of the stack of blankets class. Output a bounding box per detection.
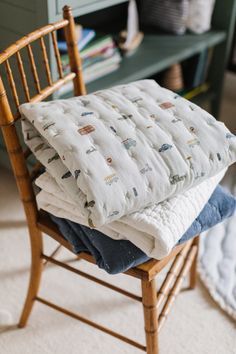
[20,80,236,274]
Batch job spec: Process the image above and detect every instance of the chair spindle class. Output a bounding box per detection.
[27,44,41,93]
[39,37,53,86]
[16,51,30,102]
[4,59,20,109]
[51,31,64,79]
[158,245,197,332]
[156,241,191,309]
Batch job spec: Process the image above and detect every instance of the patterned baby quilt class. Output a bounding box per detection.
[20,80,236,228]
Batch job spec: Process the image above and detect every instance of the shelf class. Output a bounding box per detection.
[83,30,226,94]
[54,0,129,18]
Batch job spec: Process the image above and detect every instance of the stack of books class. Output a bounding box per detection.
[58,26,96,52]
[58,27,122,95]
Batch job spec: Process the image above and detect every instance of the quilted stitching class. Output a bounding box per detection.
[36,170,225,259]
[20,80,236,227]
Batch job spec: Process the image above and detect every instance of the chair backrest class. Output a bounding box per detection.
[0,6,86,226]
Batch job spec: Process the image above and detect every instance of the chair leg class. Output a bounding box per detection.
[189,236,200,289]
[141,278,158,354]
[18,228,43,328]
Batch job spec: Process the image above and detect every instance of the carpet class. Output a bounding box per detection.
[1,167,236,354]
[199,164,236,321]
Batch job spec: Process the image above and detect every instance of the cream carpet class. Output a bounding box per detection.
[198,163,236,321]
[0,73,236,354]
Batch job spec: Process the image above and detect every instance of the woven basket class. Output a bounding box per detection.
[140,0,189,35]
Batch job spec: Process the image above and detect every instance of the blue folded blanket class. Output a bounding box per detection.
[50,185,236,274]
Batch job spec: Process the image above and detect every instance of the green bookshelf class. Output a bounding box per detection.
[86,31,226,93]
[0,0,236,168]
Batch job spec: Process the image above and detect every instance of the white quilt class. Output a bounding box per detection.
[20,80,236,228]
[36,170,225,259]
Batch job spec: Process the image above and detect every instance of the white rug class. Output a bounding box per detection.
[199,164,236,321]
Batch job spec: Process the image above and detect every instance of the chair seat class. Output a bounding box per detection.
[37,210,192,281]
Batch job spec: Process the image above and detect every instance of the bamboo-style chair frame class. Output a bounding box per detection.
[0,6,200,354]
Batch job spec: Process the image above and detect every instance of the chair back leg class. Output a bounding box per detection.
[142,279,159,354]
[189,236,200,289]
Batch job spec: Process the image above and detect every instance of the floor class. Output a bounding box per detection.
[0,72,236,354]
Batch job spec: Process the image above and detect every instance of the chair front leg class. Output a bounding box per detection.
[18,227,43,328]
[141,278,158,354]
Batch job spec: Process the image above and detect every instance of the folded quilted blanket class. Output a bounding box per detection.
[36,170,225,258]
[20,80,236,227]
[50,185,236,274]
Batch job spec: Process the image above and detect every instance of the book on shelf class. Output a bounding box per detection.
[58,64,119,96]
[58,32,122,95]
[58,51,121,96]
[82,47,116,69]
[80,35,115,59]
[58,60,120,96]
[183,82,210,100]
[83,50,121,81]
[57,28,96,52]
[61,46,120,73]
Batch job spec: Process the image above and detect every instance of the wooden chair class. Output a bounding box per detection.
[0,6,199,353]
